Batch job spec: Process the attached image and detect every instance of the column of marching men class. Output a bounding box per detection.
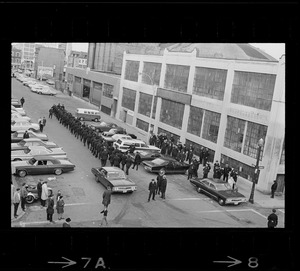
[50,104,136,176]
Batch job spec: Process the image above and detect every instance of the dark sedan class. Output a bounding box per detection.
[11,155,75,177]
[91,166,137,193]
[143,157,190,174]
[129,150,161,162]
[190,178,247,206]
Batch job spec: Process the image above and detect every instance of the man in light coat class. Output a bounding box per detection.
[20,183,28,211]
[13,188,21,218]
[102,186,112,211]
[41,181,48,207]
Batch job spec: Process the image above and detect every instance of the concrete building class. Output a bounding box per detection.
[117,43,285,194]
[12,43,35,71]
[68,50,88,69]
[11,47,22,70]
[34,47,65,82]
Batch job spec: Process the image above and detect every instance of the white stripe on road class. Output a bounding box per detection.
[196,208,268,219]
[168,197,211,201]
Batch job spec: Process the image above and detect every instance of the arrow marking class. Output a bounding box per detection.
[213,256,242,267]
[48,257,77,268]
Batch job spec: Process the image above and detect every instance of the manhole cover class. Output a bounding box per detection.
[71,187,86,197]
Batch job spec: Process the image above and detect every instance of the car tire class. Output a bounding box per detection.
[13,158,22,161]
[18,170,27,177]
[54,168,62,175]
[218,198,225,206]
[25,195,34,204]
[197,187,202,193]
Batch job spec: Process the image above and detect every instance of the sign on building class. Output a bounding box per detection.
[37,66,54,78]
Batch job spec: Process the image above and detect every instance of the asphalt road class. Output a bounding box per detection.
[11,78,283,228]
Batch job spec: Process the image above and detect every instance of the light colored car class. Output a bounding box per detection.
[11,113,31,122]
[11,105,26,116]
[11,119,40,132]
[113,138,161,153]
[11,130,48,143]
[30,84,45,93]
[111,134,133,141]
[23,80,37,86]
[37,87,57,95]
[11,138,60,151]
[46,79,55,85]
[11,146,67,161]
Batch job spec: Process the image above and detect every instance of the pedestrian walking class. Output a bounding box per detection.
[38,117,44,132]
[222,164,231,182]
[46,195,55,223]
[156,172,164,195]
[23,130,29,139]
[13,188,21,218]
[63,218,71,227]
[121,152,127,171]
[49,108,53,119]
[125,154,132,175]
[160,175,167,199]
[132,151,142,170]
[100,209,108,226]
[267,209,278,228]
[37,179,42,201]
[148,179,157,202]
[270,180,278,198]
[41,181,48,207]
[20,183,28,212]
[56,195,65,220]
[20,97,25,107]
[102,186,112,211]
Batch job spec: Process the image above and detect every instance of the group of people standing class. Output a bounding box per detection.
[148,171,168,202]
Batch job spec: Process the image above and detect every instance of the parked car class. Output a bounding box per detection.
[190,178,247,206]
[11,105,26,116]
[11,146,66,161]
[25,183,53,204]
[11,155,75,177]
[111,134,133,142]
[128,150,161,162]
[91,166,137,193]
[37,87,57,96]
[113,139,161,153]
[11,138,60,151]
[11,130,48,143]
[30,84,45,93]
[143,157,190,174]
[101,127,127,143]
[23,80,37,86]
[11,113,31,122]
[11,119,40,133]
[46,79,55,85]
[96,121,118,132]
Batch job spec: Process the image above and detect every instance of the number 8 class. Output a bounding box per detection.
[248,257,258,268]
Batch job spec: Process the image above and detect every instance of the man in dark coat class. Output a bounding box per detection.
[267,209,278,228]
[46,195,55,223]
[132,152,142,170]
[102,186,112,211]
[121,152,127,171]
[203,164,210,179]
[160,175,167,199]
[187,164,194,180]
[156,171,164,195]
[125,155,132,175]
[20,97,25,107]
[37,179,42,200]
[148,179,157,202]
[129,143,135,154]
[113,153,121,168]
[223,164,232,182]
[23,130,29,139]
[270,180,278,198]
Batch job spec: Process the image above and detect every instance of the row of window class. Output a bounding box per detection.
[124,60,276,111]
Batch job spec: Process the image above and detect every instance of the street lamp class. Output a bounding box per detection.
[138,72,156,142]
[249,138,264,204]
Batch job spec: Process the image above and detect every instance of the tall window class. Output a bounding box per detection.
[280,139,285,165]
[121,88,136,111]
[136,118,149,132]
[224,116,246,153]
[124,60,139,82]
[138,93,152,117]
[193,67,227,100]
[243,121,267,160]
[187,106,204,137]
[231,71,276,111]
[164,64,190,93]
[160,98,185,129]
[142,62,161,85]
[202,110,221,143]
[103,84,113,98]
[151,96,158,119]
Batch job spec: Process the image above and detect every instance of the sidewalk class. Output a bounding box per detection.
[65,91,285,210]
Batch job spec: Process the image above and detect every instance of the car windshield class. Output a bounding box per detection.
[107,171,126,179]
[215,183,232,191]
[151,158,167,165]
[28,158,36,165]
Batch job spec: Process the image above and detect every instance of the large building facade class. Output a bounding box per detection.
[11,47,22,70]
[12,43,36,71]
[117,44,285,194]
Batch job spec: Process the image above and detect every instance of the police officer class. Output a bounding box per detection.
[267,209,278,228]
[270,180,278,198]
[132,151,142,170]
[100,147,109,167]
[125,154,132,175]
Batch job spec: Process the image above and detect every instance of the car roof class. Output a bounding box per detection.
[22,138,43,142]
[117,139,145,144]
[201,178,226,184]
[101,167,123,172]
[77,108,100,113]
[32,155,58,160]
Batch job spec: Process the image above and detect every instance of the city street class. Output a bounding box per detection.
[11,78,284,228]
